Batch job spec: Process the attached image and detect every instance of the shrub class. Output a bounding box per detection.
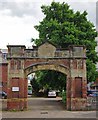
[62,90,66,104]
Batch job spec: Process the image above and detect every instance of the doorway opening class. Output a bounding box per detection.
[27,70,67,111]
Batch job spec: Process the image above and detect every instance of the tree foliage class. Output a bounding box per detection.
[32,2,98,83]
[35,70,66,91]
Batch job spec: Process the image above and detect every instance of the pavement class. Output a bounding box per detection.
[2,110,96,118]
[0,97,97,119]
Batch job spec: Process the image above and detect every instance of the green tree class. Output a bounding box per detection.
[32,2,98,82]
[36,70,66,91]
[30,77,40,95]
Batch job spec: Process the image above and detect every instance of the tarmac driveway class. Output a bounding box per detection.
[28,97,65,111]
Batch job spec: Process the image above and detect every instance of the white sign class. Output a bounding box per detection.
[12,87,19,91]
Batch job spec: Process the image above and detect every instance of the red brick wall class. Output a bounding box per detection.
[24,58,70,68]
[0,63,8,93]
[8,77,26,99]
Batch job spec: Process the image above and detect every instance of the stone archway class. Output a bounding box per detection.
[6,41,87,111]
[24,62,70,76]
[24,63,70,110]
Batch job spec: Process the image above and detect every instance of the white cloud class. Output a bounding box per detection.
[4,0,97,2]
[0,14,39,48]
[0,9,12,16]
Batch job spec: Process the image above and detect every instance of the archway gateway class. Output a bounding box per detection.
[7,41,87,111]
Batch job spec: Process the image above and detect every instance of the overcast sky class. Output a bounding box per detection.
[0,0,97,49]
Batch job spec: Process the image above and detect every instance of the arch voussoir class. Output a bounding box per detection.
[24,63,70,77]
